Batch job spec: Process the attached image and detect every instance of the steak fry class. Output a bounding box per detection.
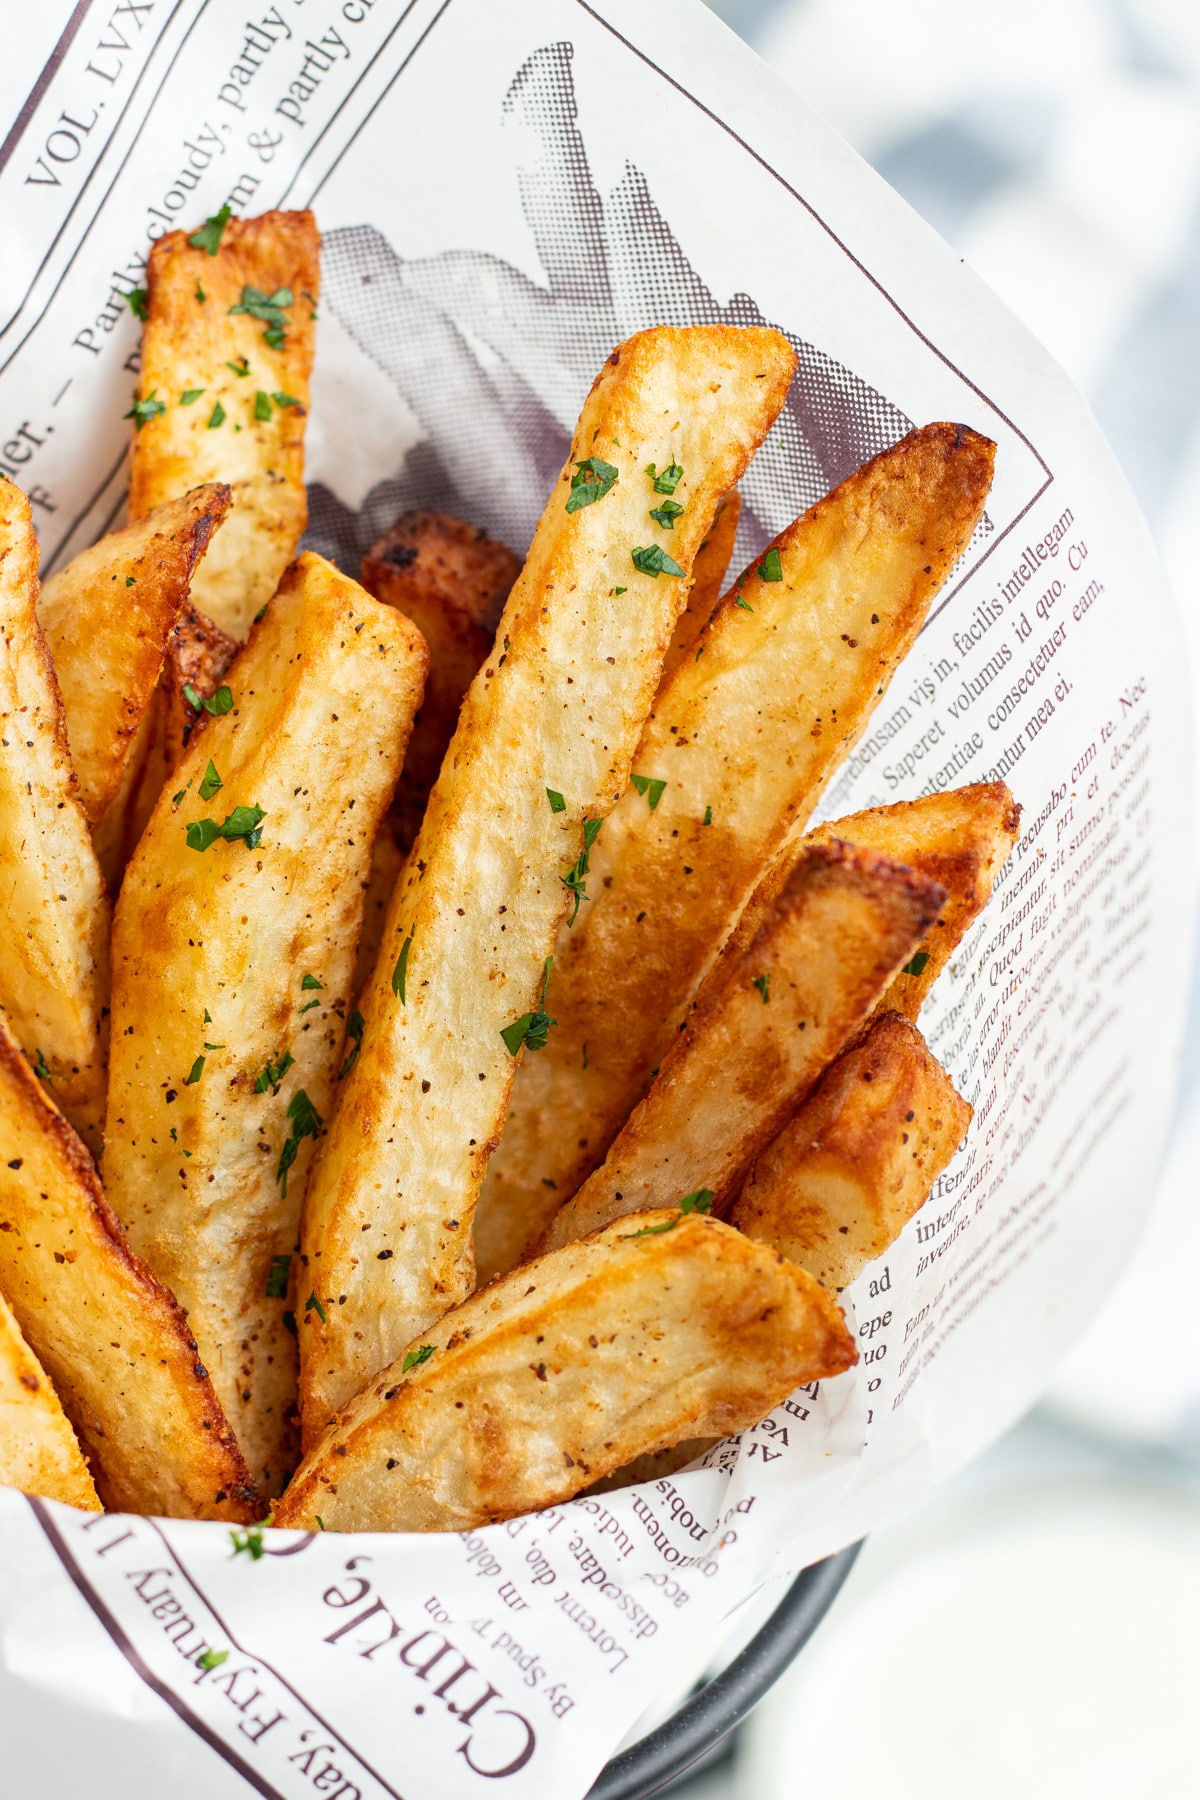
[298,324,797,1440]
[276,1211,855,1532]
[0,1286,100,1511]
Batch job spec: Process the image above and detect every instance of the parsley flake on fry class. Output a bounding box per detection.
[185,804,265,852]
[649,499,684,530]
[546,788,567,814]
[630,773,667,811]
[646,459,684,494]
[198,760,223,802]
[680,1189,714,1213]
[253,389,272,422]
[565,456,618,513]
[392,934,413,1003]
[228,284,293,350]
[253,1050,295,1096]
[339,1010,364,1079]
[124,391,166,431]
[182,682,233,716]
[207,400,226,430]
[631,544,685,579]
[265,1255,291,1300]
[185,1055,205,1085]
[902,950,931,978]
[278,1092,323,1197]
[758,546,783,582]
[753,973,771,1004]
[402,1345,435,1373]
[502,958,556,1056]
[125,288,148,321]
[189,205,232,256]
[179,388,205,406]
[304,1290,326,1324]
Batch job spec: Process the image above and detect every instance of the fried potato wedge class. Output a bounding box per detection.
[659,488,741,682]
[0,481,109,1151]
[0,1012,256,1518]
[476,424,995,1280]
[352,823,404,1005]
[806,781,1020,1018]
[104,554,427,1494]
[276,1211,855,1532]
[37,485,231,827]
[0,1286,100,1511]
[299,324,797,1437]
[161,598,241,767]
[540,842,945,1254]
[129,209,319,640]
[732,1012,971,1291]
[362,512,522,854]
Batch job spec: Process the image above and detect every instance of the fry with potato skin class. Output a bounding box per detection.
[276,1211,855,1533]
[475,424,996,1279]
[732,1012,971,1292]
[0,1012,257,1519]
[361,512,522,855]
[104,554,428,1495]
[129,209,319,641]
[805,782,1020,1019]
[299,324,798,1440]
[37,484,231,827]
[539,841,945,1254]
[0,480,110,1152]
[0,1287,100,1511]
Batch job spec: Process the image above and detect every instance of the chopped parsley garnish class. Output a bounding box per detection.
[226,357,250,378]
[125,575,136,587]
[402,1344,435,1374]
[630,773,667,811]
[301,974,323,991]
[196,1648,229,1671]
[126,288,148,321]
[649,500,684,530]
[125,391,166,431]
[339,1009,364,1079]
[546,788,567,814]
[613,586,627,597]
[194,279,206,304]
[315,1516,325,1530]
[646,459,684,494]
[180,388,205,406]
[186,804,265,852]
[734,594,754,612]
[703,805,713,825]
[207,400,226,429]
[299,999,321,1015]
[182,682,233,715]
[203,1041,225,1051]
[272,391,300,408]
[198,759,223,801]
[304,1290,326,1324]
[501,958,556,1057]
[902,950,931,978]
[253,389,272,422]
[253,1049,295,1095]
[32,1049,51,1083]
[565,456,618,513]
[189,205,232,256]
[631,544,685,579]
[392,933,413,1003]
[228,284,293,350]
[265,1254,291,1300]
[185,1055,206,1085]
[203,1010,212,1024]
[623,1189,712,1239]
[753,974,771,1004]
[229,1520,270,1560]
[278,1091,323,1196]
[758,547,783,582]
[561,816,603,925]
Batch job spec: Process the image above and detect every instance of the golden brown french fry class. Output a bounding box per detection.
[0,480,109,1151]
[658,488,741,682]
[103,554,427,1495]
[361,512,522,854]
[299,324,798,1440]
[276,1211,855,1532]
[732,1012,971,1291]
[0,1013,257,1519]
[129,209,319,640]
[37,485,231,827]
[539,842,944,1254]
[352,824,404,1004]
[0,1287,100,1511]
[160,598,241,767]
[475,424,995,1280]
[806,782,1020,1018]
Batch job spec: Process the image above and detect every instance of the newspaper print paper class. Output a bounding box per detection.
[0,2,1192,1795]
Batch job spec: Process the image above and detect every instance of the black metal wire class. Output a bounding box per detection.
[587,1541,862,1800]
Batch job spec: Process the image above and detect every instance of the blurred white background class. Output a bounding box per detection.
[667,3,1200,1794]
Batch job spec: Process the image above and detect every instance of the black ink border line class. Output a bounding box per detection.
[0,0,95,178]
[28,1498,286,1800]
[150,1520,410,1800]
[569,0,1056,626]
